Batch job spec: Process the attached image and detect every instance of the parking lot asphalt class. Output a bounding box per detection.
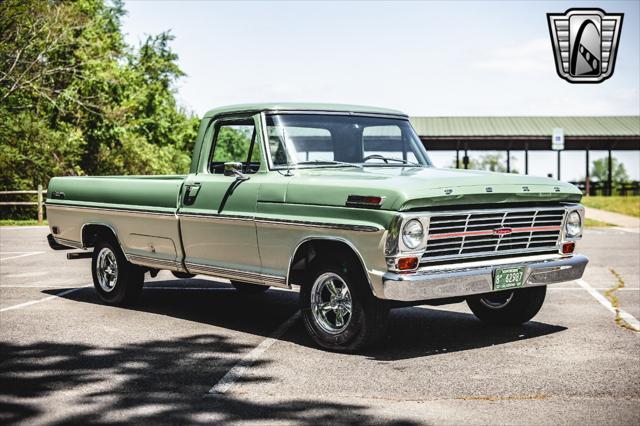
[1,226,638,425]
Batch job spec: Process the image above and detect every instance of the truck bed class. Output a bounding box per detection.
[46,175,188,271]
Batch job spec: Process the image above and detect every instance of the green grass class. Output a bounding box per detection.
[582,196,640,218]
[0,219,48,226]
[584,218,615,228]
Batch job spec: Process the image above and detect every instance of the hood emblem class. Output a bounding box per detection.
[493,227,513,236]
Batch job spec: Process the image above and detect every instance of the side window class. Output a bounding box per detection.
[210,120,260,174]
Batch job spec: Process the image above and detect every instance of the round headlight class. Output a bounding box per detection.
[565,211,582,238]
[402,219,424,250]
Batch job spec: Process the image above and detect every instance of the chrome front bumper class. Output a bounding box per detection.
[382,254,589,302]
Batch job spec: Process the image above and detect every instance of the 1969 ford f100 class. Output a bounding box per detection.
[46,103,588,351]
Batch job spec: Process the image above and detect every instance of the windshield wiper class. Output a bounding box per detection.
[362,154,421,166]
[295,160,362,169]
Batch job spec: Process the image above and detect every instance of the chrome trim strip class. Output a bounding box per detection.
[127,254,186,272]
[46,203,177,217]
[184,262,287,288]
[255,217,380,232]
[418,253,565,272]
[382,254,589,302]
[53,237,84,250]
[180,213,254,222]
[47,199,380,232]
[180,212,380,232]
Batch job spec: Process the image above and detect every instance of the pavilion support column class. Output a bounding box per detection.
[585,148,590,196]
[557,151,561,180]
[608,149,613,196]
[464,148,469,169]
[456,149,460,169]
[506,149,510,173]
[525,145,529,175]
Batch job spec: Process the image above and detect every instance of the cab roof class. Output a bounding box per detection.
[203,103,407,118]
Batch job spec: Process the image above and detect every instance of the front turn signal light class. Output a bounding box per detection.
[562,242,575,254]
[397,257,419,271]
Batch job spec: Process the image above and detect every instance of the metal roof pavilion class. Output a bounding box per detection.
[408,116,639,194]
[410,116,640,150]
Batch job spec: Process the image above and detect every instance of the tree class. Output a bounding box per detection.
[0,0,199,218]
[0,0,199,190]
[451,153,518,173]
[590,158,629,190]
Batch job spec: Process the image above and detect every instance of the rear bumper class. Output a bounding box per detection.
[382,254,588,302]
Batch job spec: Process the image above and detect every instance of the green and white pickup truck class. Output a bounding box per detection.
[46,103,588,351]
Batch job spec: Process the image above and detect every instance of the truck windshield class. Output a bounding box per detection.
[265,114,431,169]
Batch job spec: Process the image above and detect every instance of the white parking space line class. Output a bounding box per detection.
[576,279,640,331]
[0,251,45,261]
[549,287,638,291]
[208,311,300,395]
[0,286,89,313]
[615,228,640,234]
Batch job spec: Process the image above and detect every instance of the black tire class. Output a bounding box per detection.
[300,259,389,352]
[91,240,144,306]
[466,286,547,325]
[172,271,196,279]
[231,281,270,294]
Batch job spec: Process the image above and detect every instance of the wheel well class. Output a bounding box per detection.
[288,239,369,289]
[81,224,119,248]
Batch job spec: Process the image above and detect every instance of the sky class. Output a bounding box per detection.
[121,0,640,181]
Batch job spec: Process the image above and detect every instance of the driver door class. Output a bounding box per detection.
[179,115,264,280]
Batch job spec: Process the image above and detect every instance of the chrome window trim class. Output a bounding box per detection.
[260,111,425,172]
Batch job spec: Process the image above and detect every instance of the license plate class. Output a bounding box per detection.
[493,266,525,291]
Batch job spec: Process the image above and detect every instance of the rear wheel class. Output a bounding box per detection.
[300,260,389,352]
[466,286,546,325]
[231,281,270,294]
[92,240,144,306]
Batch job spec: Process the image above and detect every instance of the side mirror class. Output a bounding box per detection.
[223,162,249,181]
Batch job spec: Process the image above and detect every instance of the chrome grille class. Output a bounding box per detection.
[422,208,566,265]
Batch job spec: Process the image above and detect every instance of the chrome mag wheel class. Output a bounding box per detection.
[479,291,514,309]
[311,272,353,334]
[96,247,118,293]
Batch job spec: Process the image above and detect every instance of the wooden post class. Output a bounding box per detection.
[37,184,43,224]
[525,145,529,175]
[557,151,561,180]
[506,149,510,173]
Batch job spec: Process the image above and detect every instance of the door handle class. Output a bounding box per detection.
[183,184,201,205]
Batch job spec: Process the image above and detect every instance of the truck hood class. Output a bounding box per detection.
[282,167,582,211]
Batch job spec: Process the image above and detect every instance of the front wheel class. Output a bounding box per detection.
[92,240,144,306]
[300,261,388,352]
[466,286,547,325]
